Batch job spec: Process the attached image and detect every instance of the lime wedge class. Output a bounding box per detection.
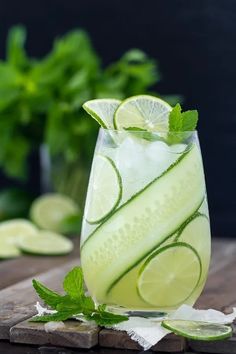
[30,194,79,232]
[176,213,211,286]
[137,243,202,307]
[0,219,38,259]
[19,230,73,255]
[162,320,232,340]
[114,95,171,131]
[85,155,122,224]
[83,99,121,129]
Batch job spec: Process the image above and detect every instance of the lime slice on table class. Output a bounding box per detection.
[176,213,211,286]
[83,99,121,129]
[137,242,202,308]
[19,230,73,256]
[162,320,232,341]
[0,219,38,259]
[85,155,122,224]
[30,194,79,232]
[114,95,171,131]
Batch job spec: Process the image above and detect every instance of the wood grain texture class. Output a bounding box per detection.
[99,329,186,352]
[10,319,99,349]
[0,238,235,353]
[0,259,79,340]
[0,238,79,291]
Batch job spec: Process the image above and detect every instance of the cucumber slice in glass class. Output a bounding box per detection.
[137,243,202,307]
[83,99,121,129]
[30,194,79,232]
[85,155,122,224]
[162,320,232,341]
[19,231,73,256]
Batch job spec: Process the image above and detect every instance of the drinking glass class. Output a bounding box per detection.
[80,128,211,314]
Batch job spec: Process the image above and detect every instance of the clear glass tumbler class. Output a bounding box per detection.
[80,128,211,314]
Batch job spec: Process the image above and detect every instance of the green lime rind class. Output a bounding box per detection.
[161,320,232,341]
[86,155,122,225]
[19,231,74,256]
[30,194,79,232]
[82,144,193,249]
[137,242,202,307]
[174,212,208,241]
[114,94,171,131]
[83,99,121,129]
[106,207,202,296]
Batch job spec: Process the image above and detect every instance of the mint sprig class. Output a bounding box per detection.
[32,266,128,326]
[169,103,198,132]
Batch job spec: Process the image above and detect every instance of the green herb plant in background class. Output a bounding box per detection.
[0,26,180,213]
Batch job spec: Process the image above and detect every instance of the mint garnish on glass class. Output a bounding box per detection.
[32,266,128,326]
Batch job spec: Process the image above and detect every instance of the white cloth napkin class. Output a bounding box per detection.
[35,302,236,351]
[111,305,236,350]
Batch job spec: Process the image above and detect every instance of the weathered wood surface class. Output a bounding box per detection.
[10,319,98,349]
[0,238,235,353]
[99,329,186,352]
[0,259,79,340]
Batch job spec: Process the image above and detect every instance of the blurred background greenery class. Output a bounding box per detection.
[0,26,179,222]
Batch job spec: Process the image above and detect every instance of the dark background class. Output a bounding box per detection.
[0,0,235,237]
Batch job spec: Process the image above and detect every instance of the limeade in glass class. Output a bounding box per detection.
[80,96,211,313]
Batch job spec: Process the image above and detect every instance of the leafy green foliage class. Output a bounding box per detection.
[0,26,178,180]
[169,103,198,132]
[168,103,198,144]
[32,266,128,326]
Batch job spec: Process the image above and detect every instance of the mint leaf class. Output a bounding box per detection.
[32,266,128,326]
[181,110,198,131]
[86,310,129,326]
[63,266,84,299]
[169,104,198,132]
[31,310,76,322]
[32,279,64,310]
[169,103,183,131]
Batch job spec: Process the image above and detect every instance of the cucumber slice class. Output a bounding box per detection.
[81,144,205,301]
[114,95,171,131]
[19,231,73,256]
[137,243,201,307]
[30,194,79,232]
[83,99,121,129]
[0,219,38,259]
[176,213,211,288]
[162,320,232,341]
[85,155,122,224]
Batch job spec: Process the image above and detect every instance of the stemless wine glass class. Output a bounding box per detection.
[80,128,211,314]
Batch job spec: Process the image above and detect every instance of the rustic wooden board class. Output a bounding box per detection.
[0,238,235,353]
[10,319,99,349]
[99,329,186,352]
[0,259,79,340]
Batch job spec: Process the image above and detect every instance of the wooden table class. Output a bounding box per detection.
[0,238,235,354]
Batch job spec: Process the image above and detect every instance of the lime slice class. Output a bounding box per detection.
[0,234,21,259]
[19,230,73,255]
[162,320,232,341]
[137,243,202,307]
[114,95,171,131]
[30,194,79,232]
[85,155,122,224]
[83,99,121,129]
[176,213,211,286]
[0,219,38,259]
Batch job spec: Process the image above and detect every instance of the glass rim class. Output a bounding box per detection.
[99,127,198,134]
